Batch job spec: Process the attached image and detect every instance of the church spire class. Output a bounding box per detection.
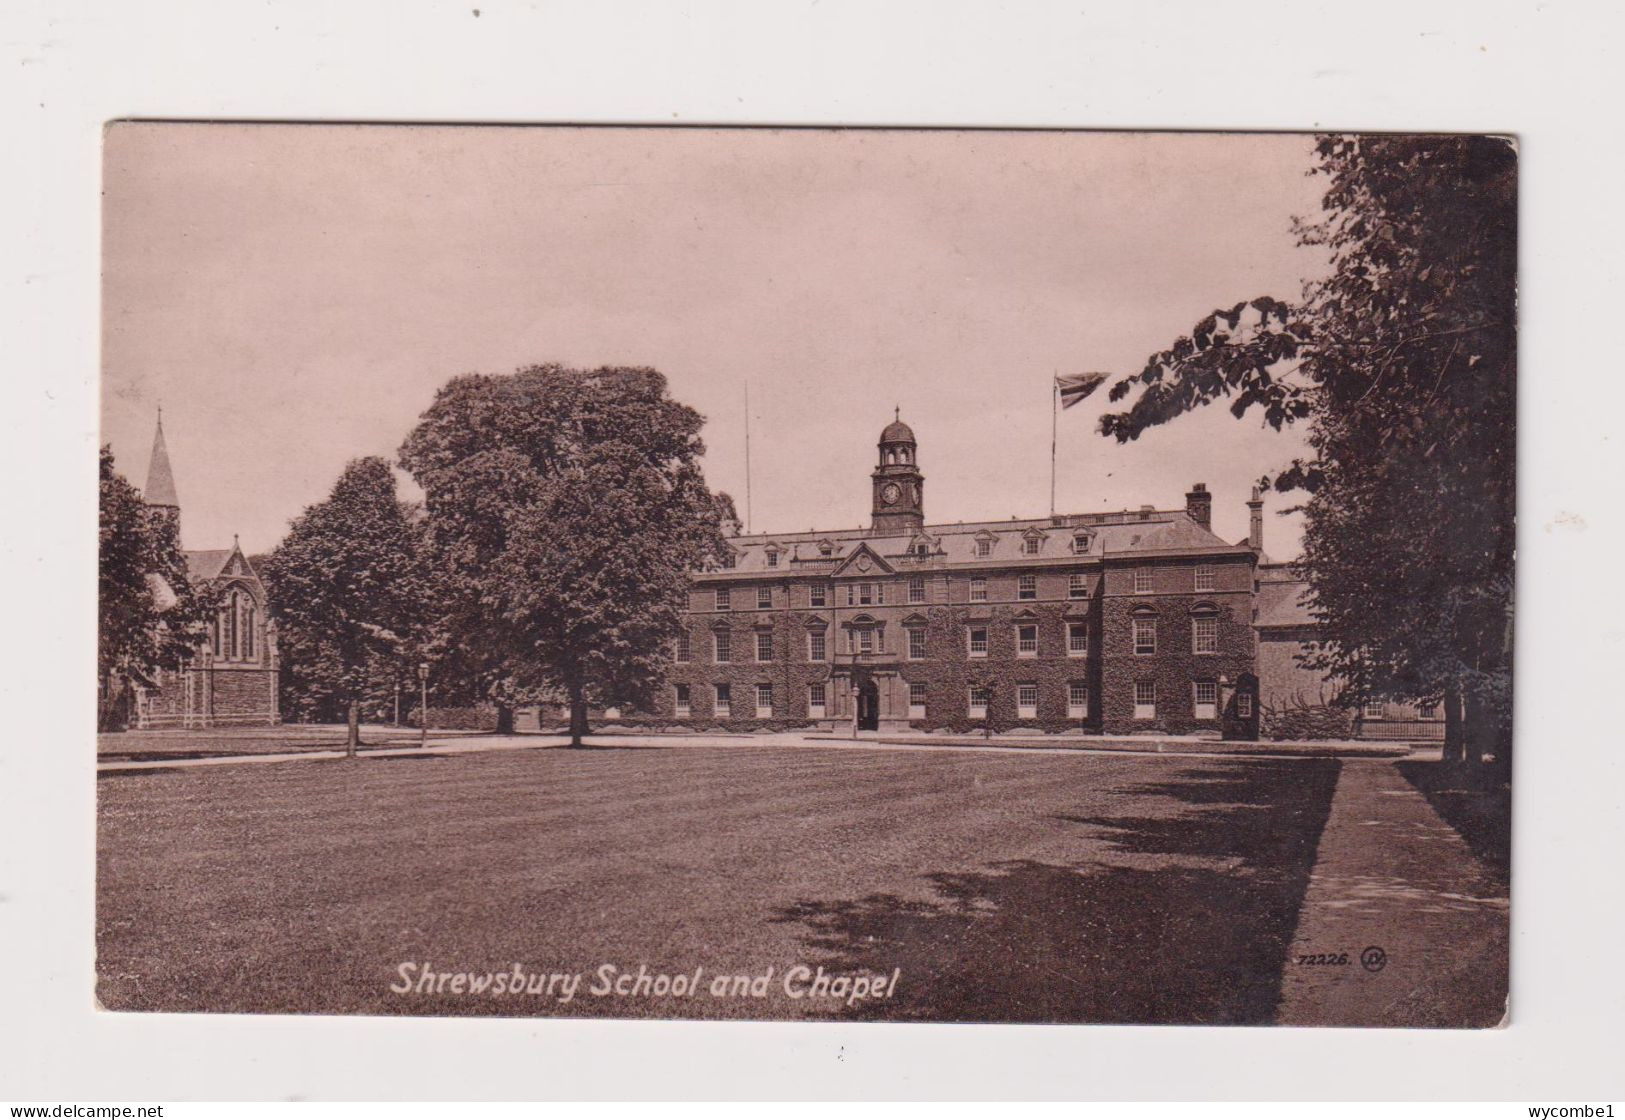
[144,410,180,510]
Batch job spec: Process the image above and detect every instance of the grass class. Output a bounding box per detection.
[97,745,1340,1023]
[1396,759,1512,887]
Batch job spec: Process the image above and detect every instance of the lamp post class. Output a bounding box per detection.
[417,662,429,750]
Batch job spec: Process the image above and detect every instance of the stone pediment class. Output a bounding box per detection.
[829,542,896,579]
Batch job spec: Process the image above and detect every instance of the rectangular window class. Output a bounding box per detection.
[968,686,990,717]
[1418,702,1437,720]
[908,628,926,660]
[845,585,856,607]
[1237,692,1253,718]
[756,684,773,718]
[1067,682,1088,718]
[1017,684,1038,718]
[1068,622,1088,657]
[1134,568,1153,594]
[1023,537,1041,556]
[756,632,773,662]
[1018,574,1037,600]
[1134,681,1156,720]
[970,577,987,602]
[1192,615,1218,654]
[714,630,731,663]
[976,539,992,558]
[808,630,826,662]
[676,631,692,662]
[859,583,874,606]
[809,584,827,608]
[1364,700,1385,719]
[1017,624,1038,656]
[808,682,827,718]
[1133,617,1156,655]
[858,628,874,654]
[1071,533,1090,555]
[674,684,691,719]
[1194,680,1219,720]
[716,683,732,717]
[1194,564,1216,592]
[715,587,731,610]
[1069,573,1087,599]
[909,682,927,719]
[968,627,988,657]
[908,576,926,604]
[757,586,772,609]
[766,551,779,568]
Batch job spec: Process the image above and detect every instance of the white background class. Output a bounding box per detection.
[3,0,1622,1102]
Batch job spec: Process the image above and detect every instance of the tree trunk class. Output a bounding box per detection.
[568,681,588,748]
[495,702,515,735]
[346,698,360,757]
[1462,689,1485,771]
[1442,683,1464,766]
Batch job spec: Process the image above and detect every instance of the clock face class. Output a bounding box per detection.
[881,482,902,505]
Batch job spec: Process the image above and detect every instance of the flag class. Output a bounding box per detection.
[1056,371,1111,409]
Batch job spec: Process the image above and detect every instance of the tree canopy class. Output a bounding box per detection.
[1095,135,1516,765]
[261,456,430,749]
[98,446,215,728]
[399,364,729,745]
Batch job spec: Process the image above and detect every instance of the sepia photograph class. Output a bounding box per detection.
[93,123,1515,1029]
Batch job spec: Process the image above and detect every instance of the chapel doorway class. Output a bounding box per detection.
[857,680,880,732]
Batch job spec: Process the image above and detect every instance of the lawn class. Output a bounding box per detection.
[97,745,1340,1024]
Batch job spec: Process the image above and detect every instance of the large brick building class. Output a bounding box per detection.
[125,416,281,729]
[658,416,1265,735]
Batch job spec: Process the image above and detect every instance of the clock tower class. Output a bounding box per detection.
[871,410,925,535]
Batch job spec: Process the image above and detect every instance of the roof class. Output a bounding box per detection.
[710,508,1251,576]
[880,419,916,443]
[143,418,180,508]
[1255,564,1318,628]
[184,550,235,582]
[184,545,261,585]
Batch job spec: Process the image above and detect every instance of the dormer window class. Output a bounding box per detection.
[819,542,834,558]
[1071,531,1091,554]
[1023,537,1041,556]
[720,551,737,570]
[976,538,993,558]
[766,550,780,568]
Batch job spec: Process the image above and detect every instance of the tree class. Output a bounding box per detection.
[1095,135,1515,775]
[98,446,214,729]
[399,364,729,747]
[261,457,430,754]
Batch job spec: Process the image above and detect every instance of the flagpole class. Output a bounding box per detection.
[1050,373,1058,519]
[744,381,753,534]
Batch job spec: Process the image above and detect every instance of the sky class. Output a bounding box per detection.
[102,125,1326,559]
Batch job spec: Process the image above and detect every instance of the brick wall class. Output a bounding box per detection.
[1098,557,1254,735]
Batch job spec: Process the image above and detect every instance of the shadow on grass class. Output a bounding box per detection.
[772,759,1342,1024]
[96,767,189,779]
[1395,760,1510,886]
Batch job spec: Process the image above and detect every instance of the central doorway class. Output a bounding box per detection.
[856,680,880,731]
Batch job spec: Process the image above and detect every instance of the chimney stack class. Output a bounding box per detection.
[1184,482,1212,531]
[1247,486,1265,552]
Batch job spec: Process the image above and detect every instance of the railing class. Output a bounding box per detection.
[1357,719,1446,742]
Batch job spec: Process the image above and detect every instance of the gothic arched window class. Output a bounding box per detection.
[226,590,239,659]
[244,602,256,659]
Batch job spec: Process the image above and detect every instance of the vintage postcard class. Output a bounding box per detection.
[97,124,1513,1026]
